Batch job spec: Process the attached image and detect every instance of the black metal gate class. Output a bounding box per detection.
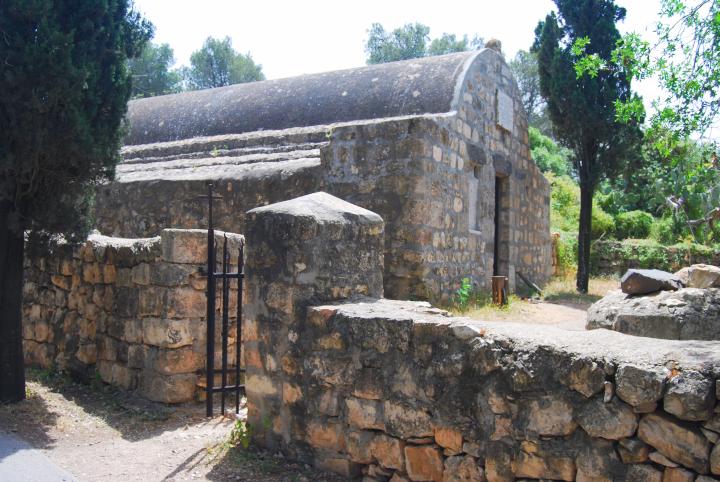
[202,183,245,416]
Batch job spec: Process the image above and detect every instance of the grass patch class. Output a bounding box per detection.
[542,274,618,307]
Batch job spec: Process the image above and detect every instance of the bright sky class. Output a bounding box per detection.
[134,0,663,106]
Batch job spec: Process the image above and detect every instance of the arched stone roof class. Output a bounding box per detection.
[125,51,482,145]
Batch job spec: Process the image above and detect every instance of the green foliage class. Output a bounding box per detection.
[509,51,554,135]
[534,0,644,291]
[576,0,720,137]
[129,42,182,98]
[0,0,152,239]
[365,23,482,64]
[184,36,264,90]
[229,419,252,449]
[592,208,616,239]
[529,127,572,176]
[555,231,579,272]
[454,277,473,311]
[614,210,654,239]
[591,238,719,273]
[428,33,484,56]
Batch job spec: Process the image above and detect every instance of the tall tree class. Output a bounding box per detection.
[0,0,151,402]
[508,50,553,135]
[365,23,430,64]
[428,33,484,56]
[184,36,264,90]
[365,23,483,64]
[534,0,642,292]
[129,42,182,98]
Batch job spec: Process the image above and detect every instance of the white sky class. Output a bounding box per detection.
[134,0,663,107]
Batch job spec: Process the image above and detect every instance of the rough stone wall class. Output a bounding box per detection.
[22,229,241,403]
[438,48,551,293]
[94,128,326,237]
[245,193,720,481]
[322,49,551,301]
[592,240,720,276]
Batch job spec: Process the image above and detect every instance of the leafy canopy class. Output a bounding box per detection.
[574,0,720,137]
[365,22,483,64]
[129,42,182,98]
[0,0,152,240]
[184,36,265,90]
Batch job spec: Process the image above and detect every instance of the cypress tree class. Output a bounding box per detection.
[0,0,151,401]
[534,0,642,292]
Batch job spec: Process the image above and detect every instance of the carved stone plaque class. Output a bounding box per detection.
[496,90,514,133]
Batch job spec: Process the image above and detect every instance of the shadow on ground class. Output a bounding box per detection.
[0,368,224,445]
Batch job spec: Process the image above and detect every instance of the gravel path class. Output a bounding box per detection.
[0,372,341,482]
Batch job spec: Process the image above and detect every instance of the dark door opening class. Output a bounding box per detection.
[493,175,509,277]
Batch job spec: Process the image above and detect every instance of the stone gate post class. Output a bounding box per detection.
[243,192,384,453]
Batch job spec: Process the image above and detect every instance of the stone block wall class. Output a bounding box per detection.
[245,193,720,481]
[22,229,241,403]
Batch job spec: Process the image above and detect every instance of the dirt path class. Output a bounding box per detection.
[0,372,340,482]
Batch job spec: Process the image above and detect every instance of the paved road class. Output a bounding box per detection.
[0,431,76,482]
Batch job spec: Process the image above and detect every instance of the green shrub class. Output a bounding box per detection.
[591,206,615,239]
[555,231,578,273]
[614,210,654,240]
[650,216,678,245]
[548,173,615,239]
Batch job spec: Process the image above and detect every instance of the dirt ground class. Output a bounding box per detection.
[461,276,619,330]
[0,371,343,482]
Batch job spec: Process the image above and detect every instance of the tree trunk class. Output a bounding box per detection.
[576,183,594,293]
[0,203,26,402]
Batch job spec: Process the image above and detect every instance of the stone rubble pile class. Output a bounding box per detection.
[588,265,720,341]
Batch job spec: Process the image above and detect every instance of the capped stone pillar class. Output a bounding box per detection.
[243,192,384,453]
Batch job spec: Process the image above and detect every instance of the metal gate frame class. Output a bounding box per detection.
[202,183,245,416]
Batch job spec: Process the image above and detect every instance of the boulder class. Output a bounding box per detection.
[587,288,720,340]
[675,264,720,289]
[621,269,683,295]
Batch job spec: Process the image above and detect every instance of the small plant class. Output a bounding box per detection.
[454,277,473,311]
[229,419,252,449]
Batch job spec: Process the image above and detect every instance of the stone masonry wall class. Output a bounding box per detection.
[22,229,241,403]
[245,193,720,481]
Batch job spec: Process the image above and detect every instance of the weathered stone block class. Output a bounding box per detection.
[616,364,668,408]
[638,412,711,473]
[139,372,196,403]
[306,420,345,450]
[142,318,194,348]
[384,401,433,439]
[347,431,374,464]
[370,434,405,470]
[346,397,385,431]
[405,445,443,482]
[435,427,463,453]
[664,371,716,422]
[525,395,576,437]
[150,347,203,375]
[576,397,638,440]
[515,441,575,481]
[442,455,484,482]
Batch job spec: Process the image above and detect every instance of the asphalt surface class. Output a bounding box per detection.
[0,431,76,482]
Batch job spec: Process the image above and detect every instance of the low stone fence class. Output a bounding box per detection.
[592,240,720,276]
[22,229,241,403]
[245,192,720,481]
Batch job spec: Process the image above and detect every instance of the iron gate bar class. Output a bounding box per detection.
[205,183,216,417]
[221,236,229,414]
[202,182,246,417]
[236,242,244,414]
